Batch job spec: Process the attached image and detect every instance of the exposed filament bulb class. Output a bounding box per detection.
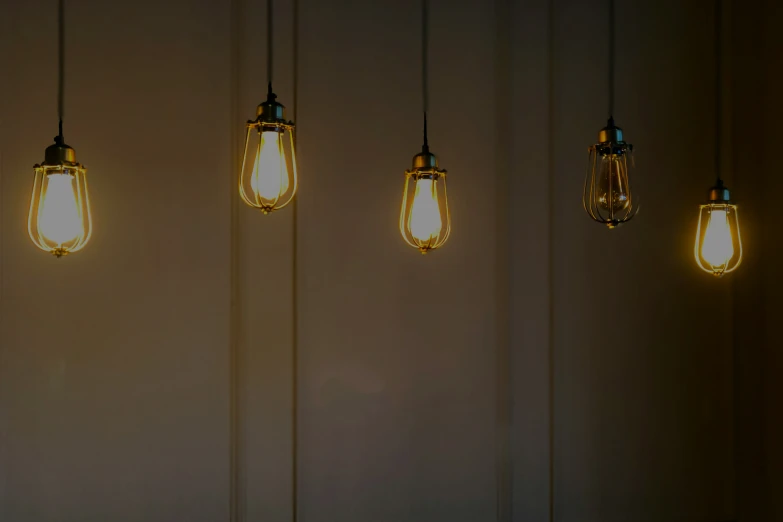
[598,154,629,213]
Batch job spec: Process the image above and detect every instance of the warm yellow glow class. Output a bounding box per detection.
[409,179,442,242]
[39,173,83,245]
[701,208,735,268]
[251,131,289,201]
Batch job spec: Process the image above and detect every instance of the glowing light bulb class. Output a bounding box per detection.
[250,131,289,201]
[597,154,629,212]
[701,208,735,268]
[38,172,83,245]
[408,179,442,242]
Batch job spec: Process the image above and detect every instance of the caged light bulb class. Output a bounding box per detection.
[400,148,450,254]
[28,136,92,258]
[694,180,742,276]
[239,87,298,214]
[583,118,637,228]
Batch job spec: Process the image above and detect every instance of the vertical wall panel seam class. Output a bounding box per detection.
[547,0,555,520]
[229,0,241,519]
[494,0,512,518]
[726,0,740,518]
[0,75,5,520]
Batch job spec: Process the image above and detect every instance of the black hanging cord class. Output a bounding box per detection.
[421,0,429,153]
[714,0,722,182]
[267,0,274,94]
[58,0,65,140]
[607,0,615,121]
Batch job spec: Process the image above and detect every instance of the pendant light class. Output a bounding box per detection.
[28,0,93,258]
[583,0,638,229]
[694,0,742,276]
[399,0,451,254]
[239,0,298,214]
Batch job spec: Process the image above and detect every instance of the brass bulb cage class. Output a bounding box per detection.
[239,115,298,214]
[399,154,451,254]
[28,154,93,258]
[694,202,743,277]
[583,122,638,229]
[404,165,447,181]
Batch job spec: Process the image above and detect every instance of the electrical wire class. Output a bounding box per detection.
[421,0,429,151]
[608,0,614,120]
[714,0,722,182]
[58,0,65,137]
[267,0,274,91]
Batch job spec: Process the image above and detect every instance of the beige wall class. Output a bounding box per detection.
[0,0,778,521]
[732,1,783,521]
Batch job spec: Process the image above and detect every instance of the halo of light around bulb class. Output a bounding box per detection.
[694,203,743,276]
[400,169,450,254]
[28,164,92,258]
[240,124,297,214]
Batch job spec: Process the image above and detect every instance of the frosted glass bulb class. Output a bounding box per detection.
[409,179,442,242]
[39,173,83,245]
[701,209,735,267]
[598,154,629,212]
[251,131,289,200]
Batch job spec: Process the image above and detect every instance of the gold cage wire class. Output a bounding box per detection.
[399,165,450,254]
[239,120,298,214]
[28,162,92,258]
[693,203,743,276]
[583,139,638,229]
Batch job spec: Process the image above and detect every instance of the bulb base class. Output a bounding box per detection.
[598,118,624,144]
[708,180,731,203]
[41,136,79,167]
[412,150,438,170]
[256,89,287,125]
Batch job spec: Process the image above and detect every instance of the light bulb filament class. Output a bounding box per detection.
[598,154,629,213]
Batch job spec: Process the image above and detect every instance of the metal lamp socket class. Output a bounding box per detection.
[42,136,80,167]
[412,150,438,169]
[598,120,624,144]
[256,91,286,125]
[708,180,731,203]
